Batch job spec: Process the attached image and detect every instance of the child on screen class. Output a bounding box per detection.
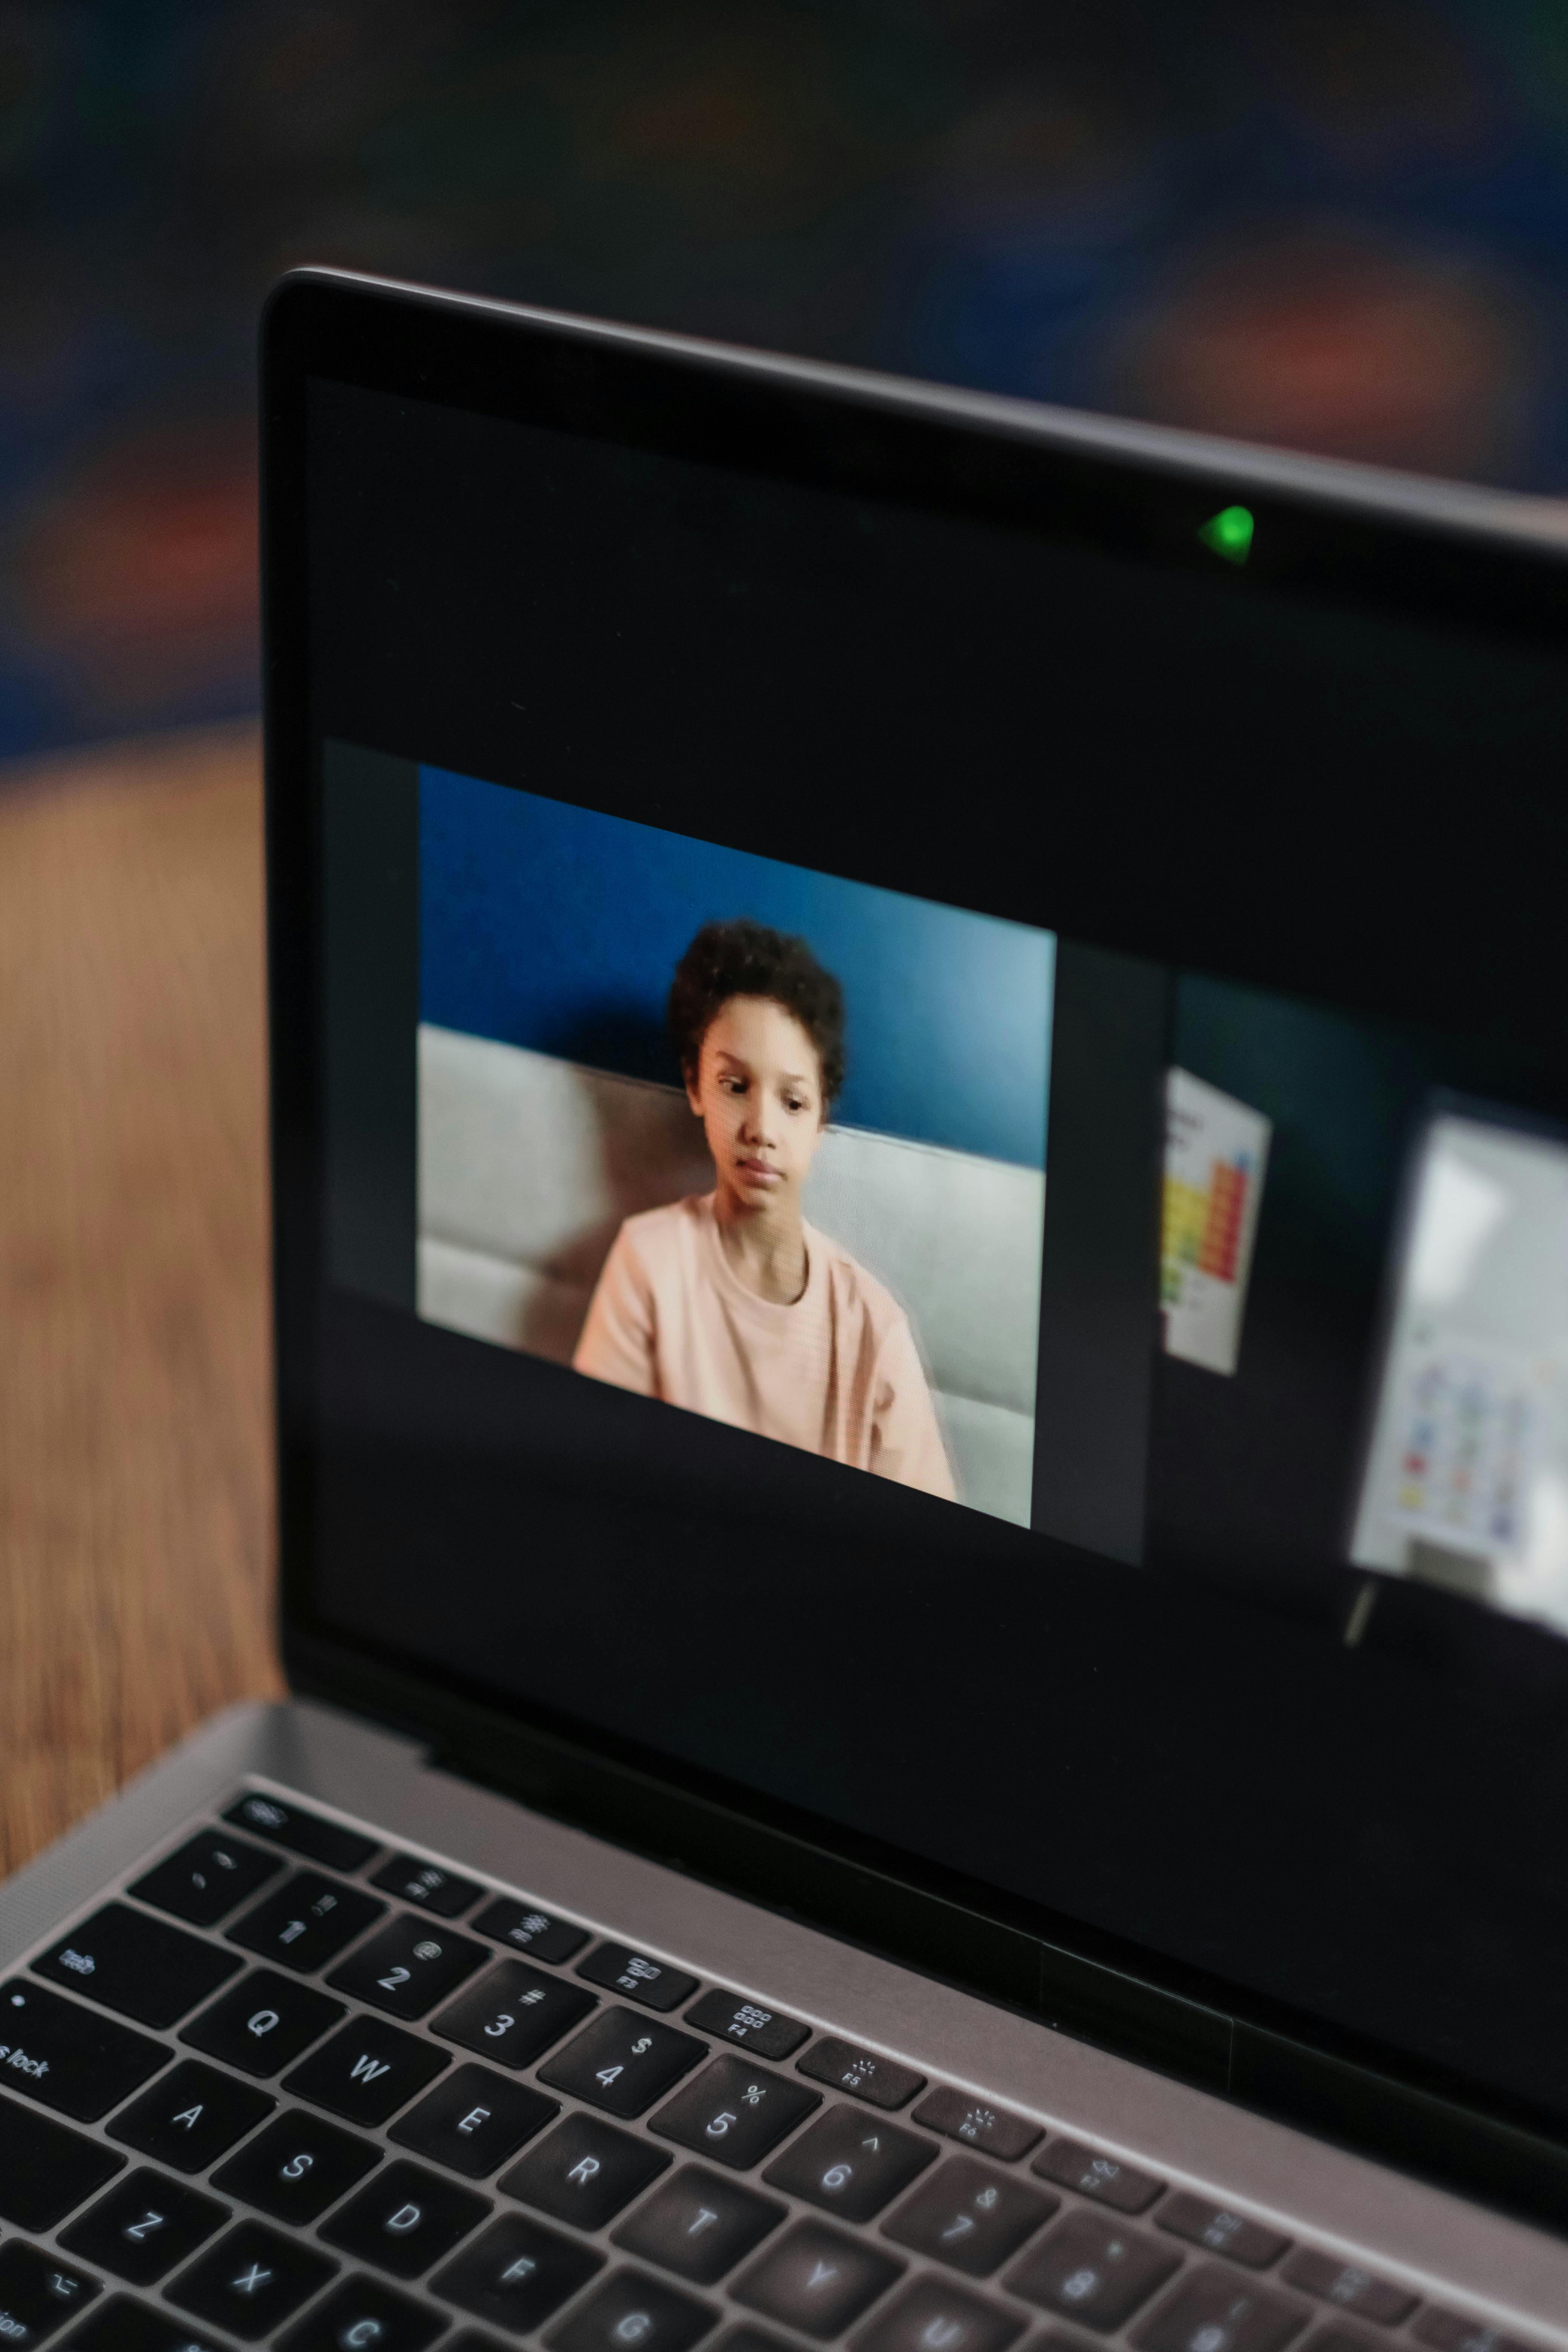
[574,918,955,1500]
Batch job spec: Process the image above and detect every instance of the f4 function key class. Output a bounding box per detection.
[685,1989,809,2062]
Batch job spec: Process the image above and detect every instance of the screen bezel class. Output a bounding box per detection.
[263,268,1568,2231]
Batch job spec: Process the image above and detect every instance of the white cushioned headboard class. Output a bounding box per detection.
[418,1024,1042,1526]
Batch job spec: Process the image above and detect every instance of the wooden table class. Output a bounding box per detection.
[0,722,283,1879]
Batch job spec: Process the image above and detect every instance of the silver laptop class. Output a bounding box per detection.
[3,266,1566,2352]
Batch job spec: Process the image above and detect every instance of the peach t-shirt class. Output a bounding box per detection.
[573,1193,956,1501]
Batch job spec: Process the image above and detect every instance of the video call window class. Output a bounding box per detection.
[321,742,1568,1645]
[416,767,1054,1530]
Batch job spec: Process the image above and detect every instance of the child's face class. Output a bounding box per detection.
[688,994,828,1212]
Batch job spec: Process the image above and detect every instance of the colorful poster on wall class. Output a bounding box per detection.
[1350,1109,1568,1630]
[1381,1338,1550,1555]
[1161,1069,1272,1377]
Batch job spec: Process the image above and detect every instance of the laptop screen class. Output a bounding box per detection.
[282,325,1568,2158]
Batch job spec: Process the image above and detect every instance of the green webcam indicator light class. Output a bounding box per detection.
[1199,505,1254,565]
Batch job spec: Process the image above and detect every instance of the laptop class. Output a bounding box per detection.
[1,267,1566,2352]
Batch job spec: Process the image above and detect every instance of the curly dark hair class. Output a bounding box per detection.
[668,919,847,1107]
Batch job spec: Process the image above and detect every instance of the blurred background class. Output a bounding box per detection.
[5,0,1568,760]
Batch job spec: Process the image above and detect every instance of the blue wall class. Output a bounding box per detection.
[421,767,1052,1168]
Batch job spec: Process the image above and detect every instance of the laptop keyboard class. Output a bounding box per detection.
[0,1786,1542,2352]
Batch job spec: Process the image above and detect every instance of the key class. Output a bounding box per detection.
[228,1871,385,1973]
[431,2211,603,2334]
[224,1792,379,1873]
[613,2163,786,2284]
[284,2015,450,2126]
[1032,2138,1164,2214]
[501,2110,670,2228]
[35,1904,241,2030]
[473,1896,588,1964]
[652,2053,821,2168]
[0,1977,169,2120]
[541,2006,706,2118]
[1132,2265,1308,2352]
[685,1989,810,2061]
[211,2107,383,2223]
[1158,2193,1291,2269]
[547,2267,716,2352]
[391,2060,558,2177]
[732,2218,904,2340]
[0,2089,125,2230]
[852,2276,1026,2352]
[579,1943,699,2012]
[1279,2251,1416,2326]
[798,2038,925,2110]
[54,2296,228,2352]
[882,2154,1056,2275]
[61,2166,229,2284]
[321,2156,490,2278]
[328,1913,488,2018]
[166,2217,338,2338]
[1413,2313,1535,2352]
[109,2058,274,2171]
[1005,2212,1179,2331]
[722,2332,796,2352]
[764,2105,936,2223]
[279,2273,447,2351]
[913,2089,1041,2163]
[129,1831,282,1928]
[0,2236,100,2343]
[182,1967,344,2075]
[434,1957,597,2069]
[372,1853,485,1916]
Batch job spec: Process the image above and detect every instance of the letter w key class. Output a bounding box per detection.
[284,2018,449,2124]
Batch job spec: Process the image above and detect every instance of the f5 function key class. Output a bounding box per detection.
[798,2038,926,2111]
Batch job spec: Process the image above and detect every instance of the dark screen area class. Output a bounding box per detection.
[296,367,1568,2148]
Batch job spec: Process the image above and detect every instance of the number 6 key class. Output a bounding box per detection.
[764,2104,936,2222]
